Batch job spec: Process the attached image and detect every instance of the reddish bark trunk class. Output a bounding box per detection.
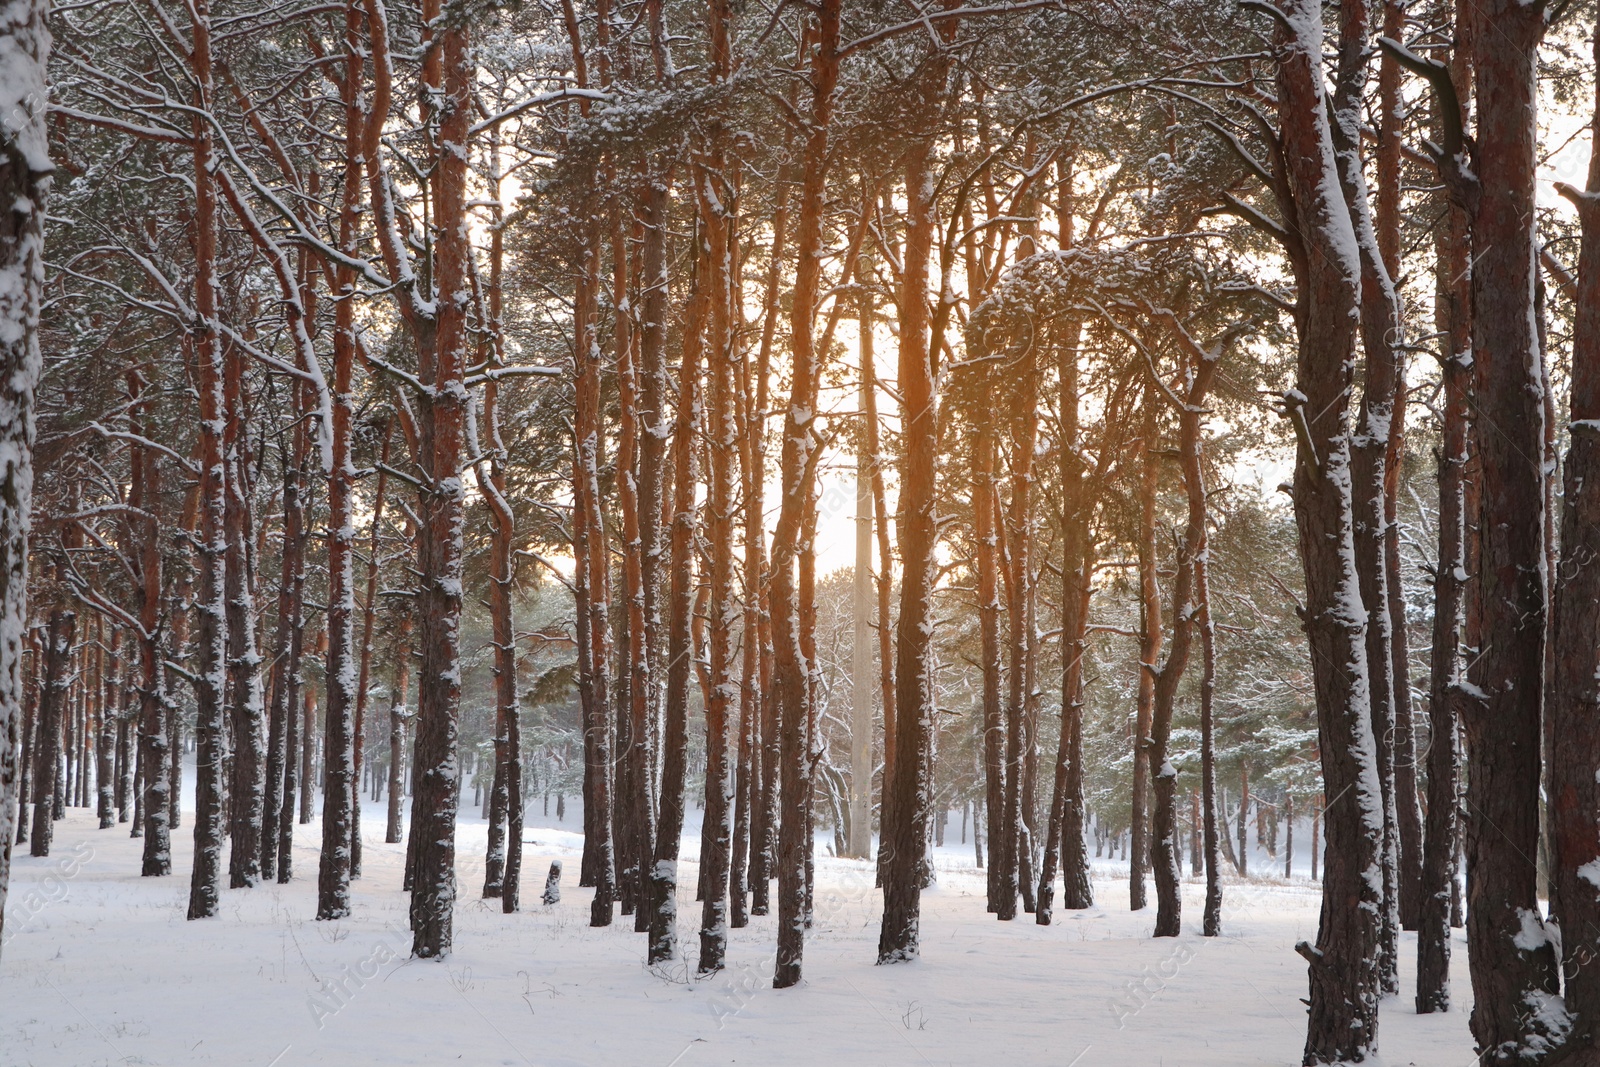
[1416,6,1473,1010]
[773,0,839,988]
[1545,17,1600,1061]
[1457,0,1562,1056]
[1269,3,1386,1058]
[697,0,737,973]
[186,0,229,922]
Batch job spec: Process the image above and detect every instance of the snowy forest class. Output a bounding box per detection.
[5,0,1600,1063]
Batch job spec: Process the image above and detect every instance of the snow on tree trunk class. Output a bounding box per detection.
[1415,15,1472,1008]
[349,431,391,884]
[262,409,307,883]
[298,671,314,826]
[475,169,521,914]
[878,89,940,968]
[1138,304,1222,940]
[404,7,473,959]
[126,404,171,877]
[772,0,839,988]
[316,17,366,919]
[976,364,1006,919]
[601,147,653,930]
[116,689,132,825]
[574,223,615,930]
[1370,0,1424,936]
[1450,0,1567,1057]
[1544,14,1600,1056]
[1131,405,1160,916]
[223,336,266,893]
[867,250,898,901]
[14,626,33,849]
[278,437,309,883]
[846,281,875,866]
[696,0,738,972]
[1197,535,1222,937]
[385,612,411,846]
[1016,236,1044,923]
[0,0,48,947]
[29,608,70,857]
[314,301,357,919]
[740,173,780,922]
[1037,308,1094,921]
[1267,2,1386,1059]
[96,627,117,829]
[185,0,230,924]
[450,150,520,911]
[1330,0,1405,996]
[647,241,705,965]
[637,166,672,920]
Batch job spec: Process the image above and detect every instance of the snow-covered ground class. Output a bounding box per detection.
[3,787,1477,1067]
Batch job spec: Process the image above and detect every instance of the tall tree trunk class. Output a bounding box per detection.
[349,431,388,883]
[115,680,131,825]
[746,165,787,919]
[55,635,67,817]
[1237,766,1248,877]
[696,0,737,973]
[97,627,118,829]
[847,283,875,862]
[1453,0,1562,1056]
[1197,488,1222,937]
[1141,311,1221,939]
[476,159,522,913]
[646,243,707,964]
[223,348,264,893]
[556,0,613,916]
[369,0,476,958]
[1038,312,1095,921]
[613,202,653,932]
[773,0,839,989]
[187,0,229,920]
[317,7,365,919]
[1375,0,1424,934]
[592,6,637,920]
[574,205,615,931]
[166,634,182,832]
[127,388,171,877]
[1331,0,1403,995]
[636,2,672,925]
[868,273,897,894]
[298,657,314,826]
[1006,338,1041,916]
[279,450,309,882]
[800,486,822,920]
[385,611,412,845]
[1545,17,1600,1060]
[731,200,769,927]
[263,420,302,882]
[1271,3,1385,1059]
[478,403,519,909]
[1131,404,1160,913]
[877,59,944,965]
[0,0,47,957]
[16,628,34,848]
[1415,4,1472,1011]
[29,608,71,856]
[976,386,1007,917]
[732,219,764,934]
